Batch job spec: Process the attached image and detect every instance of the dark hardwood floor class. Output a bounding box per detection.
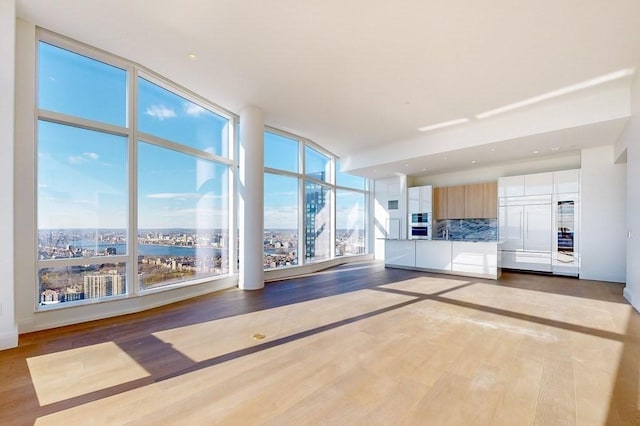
[1,261,638,425]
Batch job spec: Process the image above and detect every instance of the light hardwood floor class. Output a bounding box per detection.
[1,261,639,425]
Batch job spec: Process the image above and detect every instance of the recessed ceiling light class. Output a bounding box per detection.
[188,53,197,60]
[490,148,496,152]
[551,147,560,151]
[443,157,448,160]
[422,168,427,171]
[404,164,409,167]
[471,160,477,164]
[532,150,539,154]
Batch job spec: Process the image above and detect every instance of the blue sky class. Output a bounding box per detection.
[38,42,364,231]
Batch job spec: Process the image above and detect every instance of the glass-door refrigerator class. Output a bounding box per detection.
[552,193,580,276]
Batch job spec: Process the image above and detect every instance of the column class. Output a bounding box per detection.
[0,0,17,350]
[238,106,264,290]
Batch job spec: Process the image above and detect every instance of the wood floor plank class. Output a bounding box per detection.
[0,263,638,425]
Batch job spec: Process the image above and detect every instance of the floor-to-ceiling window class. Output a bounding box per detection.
[36,32,234,307]
[35,30,368,309]
[335,160,367,256]
[263,132,368,269]
[263,131,300,268]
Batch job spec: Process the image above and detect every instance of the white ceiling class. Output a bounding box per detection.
[16,0,640,177]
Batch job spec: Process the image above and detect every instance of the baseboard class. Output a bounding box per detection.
[0,326,18,351]
[264,254,374,282]
[623,287,639,313]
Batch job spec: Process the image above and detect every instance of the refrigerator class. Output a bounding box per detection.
[499,195,553,272]
[552,193,580,276]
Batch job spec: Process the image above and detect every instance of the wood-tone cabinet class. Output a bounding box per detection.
[433,187,448,220]
[447,185,466,219]
[481,182,497,218]
[434,182,497,220]
[464,184,483,218]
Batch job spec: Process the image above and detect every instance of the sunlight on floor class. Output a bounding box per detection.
[27,341,150,406]
[440,282,633,335]
[379,276,472,295]
[152,288,416,362]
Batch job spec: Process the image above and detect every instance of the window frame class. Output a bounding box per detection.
[35,29,237,311]
[263,126,369,270]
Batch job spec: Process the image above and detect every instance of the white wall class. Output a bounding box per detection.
[411,153,580,187]
[617,73,640,311]
[579,145,627,283]
[373,175,408,259]
[0,0,17,350]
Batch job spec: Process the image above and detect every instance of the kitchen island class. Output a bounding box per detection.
[384,239,500,279]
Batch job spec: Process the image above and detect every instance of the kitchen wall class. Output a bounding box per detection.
[617,71,640,312]
[580,146,627,283]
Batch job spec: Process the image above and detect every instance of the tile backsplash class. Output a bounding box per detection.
[435,219,497,241]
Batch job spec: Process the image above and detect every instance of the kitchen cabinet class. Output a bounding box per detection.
[408,185,432,213]
[464,182,497,219]
[433,187,448,220]
[434,182,497,220]
[498,172,553,197]
[482,182,498,218]
[464,184,483,218]
[451,242,498,277]
[554,169,580,194]
[415,240,452,271]
[385,239,499,279]
[384,240,415,267]
[524,172,553,196]
[498,175,525,197]
[446,185,466,219]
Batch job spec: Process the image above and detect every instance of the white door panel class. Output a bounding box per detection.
[524,204,552,252]
[499,205,523,251]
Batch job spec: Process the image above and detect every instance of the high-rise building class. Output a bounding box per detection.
[305,172,327,260]
[83,271,126,299]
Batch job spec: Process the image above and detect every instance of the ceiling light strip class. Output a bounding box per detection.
[418,118,469,132]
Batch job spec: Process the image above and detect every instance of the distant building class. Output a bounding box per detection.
[305,172,329,260]
[105,247,117,256]
[84,270,126,299]
[40,289,59,304]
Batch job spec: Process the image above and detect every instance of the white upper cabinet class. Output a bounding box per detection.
[498,175,525,197]
[524,172,553,196]
[500,172,553,197]
[408,185,432,213]
[554,169,580,194]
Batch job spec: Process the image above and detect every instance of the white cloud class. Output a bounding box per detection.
[68,152,100,164]
[184,103,207,117]
[264,206,298,229]
[145,104,177,120]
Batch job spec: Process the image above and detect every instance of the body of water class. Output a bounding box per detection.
[68,241,287,257]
